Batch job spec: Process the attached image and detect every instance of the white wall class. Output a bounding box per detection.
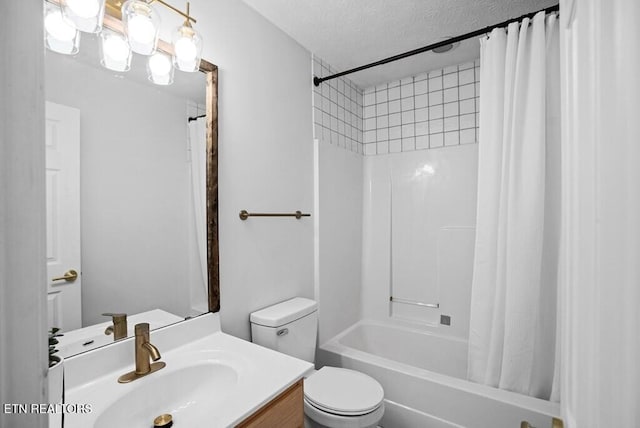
[0,2,48,427]
[362,145,478,339]
[178,0,315,340]
[314,139,363,345]
[45,54,200,326]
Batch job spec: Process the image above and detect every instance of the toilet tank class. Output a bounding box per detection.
[250,297,318,363]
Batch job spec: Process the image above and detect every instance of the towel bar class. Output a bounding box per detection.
[390,296,440,309]
[239,210,311,220]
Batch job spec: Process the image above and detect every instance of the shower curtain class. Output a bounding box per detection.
[467,11,560,400]
[188,117,208,309]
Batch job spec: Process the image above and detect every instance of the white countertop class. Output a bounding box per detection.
[57,309,184,359]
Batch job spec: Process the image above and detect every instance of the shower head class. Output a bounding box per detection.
[432,43,454,53]
[431,38,460,54]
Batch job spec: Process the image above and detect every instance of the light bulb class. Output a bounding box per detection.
[45,10,77,42]
[148,53,172,75]
[172,25,202,72]
[174,37,197,61]
[128,14,155,44]
[99,29,131,72]
[66,0,100,19]
[122,0,160,55]
[147,52,174,85]
[104,36,129,62]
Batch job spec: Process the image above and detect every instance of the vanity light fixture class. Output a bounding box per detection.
[44,1,80,55]
[64,0,106,33]
[44,0,203,85]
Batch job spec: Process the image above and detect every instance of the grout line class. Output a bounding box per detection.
[457,67,461,146]
[337,59,481,155]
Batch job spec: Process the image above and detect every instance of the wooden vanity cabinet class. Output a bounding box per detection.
[236,379,304,428]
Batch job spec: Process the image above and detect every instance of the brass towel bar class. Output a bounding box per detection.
[239,210,311,221]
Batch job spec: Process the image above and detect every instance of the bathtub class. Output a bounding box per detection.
[317,320,560,428]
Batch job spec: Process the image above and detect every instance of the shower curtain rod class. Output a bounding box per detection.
[312,3,559,86]
[188,114,206,122]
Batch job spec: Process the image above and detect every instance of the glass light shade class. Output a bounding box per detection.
[44,3,80,55]
[63,0,105,33]
[99,29,132,72]
[121,0,160,55]
[147,52,174,85]
[172,25,203,72]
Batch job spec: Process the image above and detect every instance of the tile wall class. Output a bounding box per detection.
[363,60,480,155]
[312,56,364,154]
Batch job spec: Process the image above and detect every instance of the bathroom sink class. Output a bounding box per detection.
[64,313,314,428]
[94,360,238,428]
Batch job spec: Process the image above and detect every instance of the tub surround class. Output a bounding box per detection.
[64,312,313,427]
[314,140,364,345]
[361,144,478,333]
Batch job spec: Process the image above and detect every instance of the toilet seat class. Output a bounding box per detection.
[304,367,384,416]
[304,399,385,428]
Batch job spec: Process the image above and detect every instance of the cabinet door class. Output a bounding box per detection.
[237,380,304,428]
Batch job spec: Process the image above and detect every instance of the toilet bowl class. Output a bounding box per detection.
[249,298,385,428]
[303,367,384,428]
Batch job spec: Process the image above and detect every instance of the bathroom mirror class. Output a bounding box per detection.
[44,28,219,358]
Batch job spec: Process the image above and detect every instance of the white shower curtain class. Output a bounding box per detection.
[467,11,560,399]
[188,118,208,305]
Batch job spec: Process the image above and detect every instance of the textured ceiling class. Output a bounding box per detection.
[241,0,558,88]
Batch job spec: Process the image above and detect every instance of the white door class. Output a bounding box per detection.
[46,101,82,332]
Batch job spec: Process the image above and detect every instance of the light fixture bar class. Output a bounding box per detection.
[103,0,195,24]
[149,0,196,24]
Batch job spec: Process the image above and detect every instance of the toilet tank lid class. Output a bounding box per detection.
[250,297,317,327]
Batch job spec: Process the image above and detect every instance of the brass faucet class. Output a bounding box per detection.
[117,323,166,383]
[103,313,128,341]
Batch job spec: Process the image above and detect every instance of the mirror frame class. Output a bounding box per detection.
[200,59,220,313]
[96,7,221,313]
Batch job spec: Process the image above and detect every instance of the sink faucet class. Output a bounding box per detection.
[117,323,166,383]
[102,313,128,341]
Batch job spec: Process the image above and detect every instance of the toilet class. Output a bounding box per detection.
[250,297,384,428]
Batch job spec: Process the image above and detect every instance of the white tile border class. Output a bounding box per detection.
[362,59,480,155]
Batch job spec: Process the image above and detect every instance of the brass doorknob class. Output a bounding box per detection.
[51,269,78,282]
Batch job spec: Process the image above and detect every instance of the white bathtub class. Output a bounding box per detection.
[317,320,560,428]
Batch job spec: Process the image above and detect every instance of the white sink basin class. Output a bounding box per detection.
[94,360,238,428]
